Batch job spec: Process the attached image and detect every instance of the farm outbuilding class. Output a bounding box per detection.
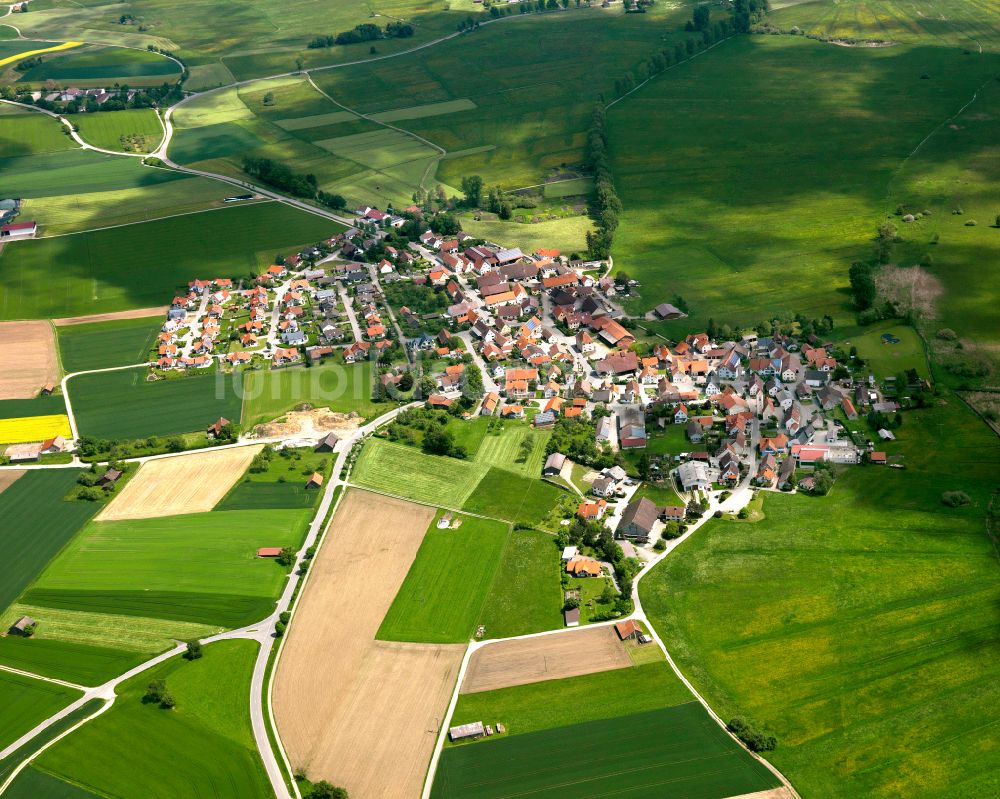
[10,615,36,635]
[615,619,640,640]
[257,547,283,558]
[306,472,324,489]
[449,721,486,742]
[315,432,340,452]
[542,452,566,476]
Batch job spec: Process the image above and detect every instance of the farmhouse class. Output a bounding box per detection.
[678,461,711,492]
[578,499,608,520]
[618,497,658,543]
[207,417,231,437]
[566,555,603,577]
[615,619,641,640]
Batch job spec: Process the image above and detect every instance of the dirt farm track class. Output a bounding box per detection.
[0,321,59,399]
[96,445,262,521]
[274,489,463,798]
[461,624,632,694]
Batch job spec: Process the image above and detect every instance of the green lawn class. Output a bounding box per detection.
[608,36,1000,338]
[475,528,564,639]
[57,316,161,373]
[0,470,100,613]
[0,202,338,319]
[377,512,510,643]
[633,480,684,508]
[450,661,693,740]
[473,423,551,478]
[462,466,565,528]
[29,508,311,627]
[241,361,383,427]
[75,109,163,153]
[68,367,244,440]
[34,640,272,799]
[640,397,1000,798]
[433,702,780,799]
[0,671,81,752]
[352,438,489,507]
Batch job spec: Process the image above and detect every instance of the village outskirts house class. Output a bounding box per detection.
[617,497,659,544]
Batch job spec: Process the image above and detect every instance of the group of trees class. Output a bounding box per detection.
[547,415,621,470]
[460,174,517,219]
[241,156,346,209]
[8,81,183,114]
[143,679,175,710]
[555,517,640,617]
[727,716,777,752]
[308,21,413,49]
[584,105,620,260]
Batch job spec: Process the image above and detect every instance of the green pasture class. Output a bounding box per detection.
[377,513,510,643]
[30,508,311,623]
[0,470,99,612]
[450,661,692,739]
[4,768,103,799]
[0,671,80,753]
[641,398,1000,798]
[460,214,593,258]
[831,321,927,379]
[68,368,244,440]
[462,466,564,528]
[0,202,337,319]
[633,480,684,509]
[542,176,593,197]
[241,361,381,428]
[217,446,331,511]
[352,438,489,507]
[0,601,220,657]
[17,45,180,84]
[75,109,163,153]
[473,423,550,477]
[34,639,272,799]
[475,528,563,639]
[433,702,780,799]
[0,394,67,420]
[0,111,74,158]
[772,0,1000,51]
[0,635,146,686]
[57,316,161,373]
[608,36,1000,333]
[184,62,234,92]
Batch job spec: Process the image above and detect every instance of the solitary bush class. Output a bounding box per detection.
[941,490,971,507]
[183,640,203,660]
[936,328,957,340]
[965,219,978,226]
[728,716,777,752]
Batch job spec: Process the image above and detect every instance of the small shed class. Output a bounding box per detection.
[10,615,36,636]
[306,472,324,489]
[870,452,887,464]
[207,417,231,437]
[449,721,485,742]
[561,545,579,561]
[564,607,580,627]
[98,468,122,486]
[257,547,283,558]
[315,432,340,452]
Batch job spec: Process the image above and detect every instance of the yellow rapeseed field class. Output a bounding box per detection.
[0,414,72,444]
[0,41,83,69]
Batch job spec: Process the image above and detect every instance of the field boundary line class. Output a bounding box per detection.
[344,481,517,528]
[0,663,88,692]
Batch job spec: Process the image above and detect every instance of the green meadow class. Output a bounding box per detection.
[0,470,99,612]
[473,422,551,477]
[377,513,511,643]
[0,671,81,752]
[608,36,1000,337]
[641,398,1000,798]
[33,640,272,799]
[17,45,180,85]
[4,767,103,799]
[241,361,382,428]
[0,202,337,319]
[0,394,67,420]
[0,110,74,158]
[57,315,161,373]
[462,466,564,528]
[0,636,147,686]
[459,214,593,257]
[75,109,163,153]
[433,702,779,799]
[216,448,332,511]
[68,368,244,440]
[30,508,311,625]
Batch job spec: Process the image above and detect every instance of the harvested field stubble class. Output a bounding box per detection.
[97,445,262,521]
[0,321,58,399]
[461,625,631,694]
[274,490,463,798]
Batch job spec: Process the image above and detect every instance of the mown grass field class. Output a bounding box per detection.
[459,214,593,257]
[0,413,72,444]
[30,508,311,625]
[0,469,99,612]
[641,398,1000,798]
[57,316,161,373]
[0,671,81,752]
[475,528,563,639]
[75,109,163,153]
[473,423,551,477]
[0,203,337,319]
[462,466,564,528]
[377,513,510,643]
[433,702,780,799]
[68,367,244,440]
[608,36,1000,336]
[241,361,381,427]
[34,639,272,799]
[352,438,489,507]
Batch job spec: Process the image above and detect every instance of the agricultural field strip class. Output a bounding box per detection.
[0,41,82,69]
[0,664,86,692]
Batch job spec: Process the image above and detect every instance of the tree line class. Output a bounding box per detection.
[308,21,414,49]
[584,105,620,260]
[242,157,346,209]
